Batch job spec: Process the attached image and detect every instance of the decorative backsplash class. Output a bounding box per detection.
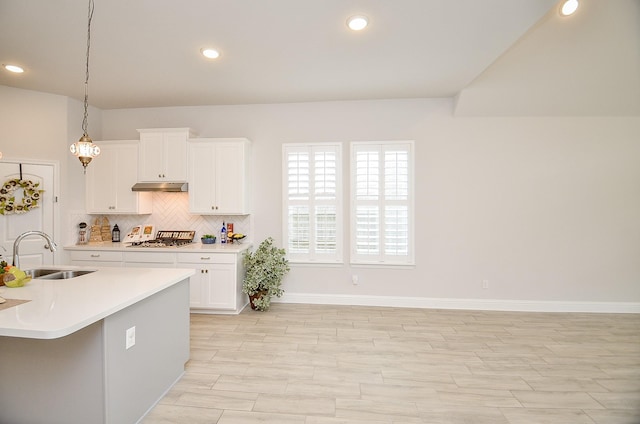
[67,192,252,245]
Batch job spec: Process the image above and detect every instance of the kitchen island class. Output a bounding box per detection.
[0,266,195,424]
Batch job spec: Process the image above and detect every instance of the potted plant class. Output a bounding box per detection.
[242,237,290,311]
[201,234,216,244]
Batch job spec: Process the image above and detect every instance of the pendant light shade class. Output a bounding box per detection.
[70,134,100,168]
[70,0,100,173]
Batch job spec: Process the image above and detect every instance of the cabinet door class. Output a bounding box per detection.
[206,263,236,310]
[188,143,216,213]
[214,143,245,214]
[115,143,146,213]
[188,139,250,215]
[189,268,207,307]
[164,132,188,181]
[86,145,117,213]
[138,132,165,181]
[86,141,151,214]
[138,130,189,182]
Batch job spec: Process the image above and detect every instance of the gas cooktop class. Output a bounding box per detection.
[128,230,195,248]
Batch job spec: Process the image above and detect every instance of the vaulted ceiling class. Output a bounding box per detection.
[0,0,638,116]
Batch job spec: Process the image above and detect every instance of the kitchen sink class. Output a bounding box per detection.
[25,269,96,280]
[25,269,62,278]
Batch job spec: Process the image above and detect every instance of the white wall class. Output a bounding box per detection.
[101,100,640,308]
[0,85,103,259]
[1,85,638,308]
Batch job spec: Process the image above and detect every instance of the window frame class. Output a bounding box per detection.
[350,140,415,266]
[282,143,343,264]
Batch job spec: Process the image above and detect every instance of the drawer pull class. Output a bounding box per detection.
[200,257,211,260]
[90,254,100,258]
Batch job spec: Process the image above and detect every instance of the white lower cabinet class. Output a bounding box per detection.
[66,247,247,314]
[177,252,246,313]
[69,250,124,267]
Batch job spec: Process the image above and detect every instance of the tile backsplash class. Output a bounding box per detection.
[67,192,252,245]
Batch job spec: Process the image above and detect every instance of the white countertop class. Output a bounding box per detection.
[64,241,251,253]
[0,266,195,339]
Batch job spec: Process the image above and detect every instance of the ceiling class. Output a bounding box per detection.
[0,0,638,116]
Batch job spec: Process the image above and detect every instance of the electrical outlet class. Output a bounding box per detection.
[482,280,489,289]
[126,326,136,349]
[352,274,359,285]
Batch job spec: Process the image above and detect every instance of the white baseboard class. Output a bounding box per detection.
[274,293,640,314]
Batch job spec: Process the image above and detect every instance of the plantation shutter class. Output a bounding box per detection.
[351,142,414,264]
[283,144,342,263]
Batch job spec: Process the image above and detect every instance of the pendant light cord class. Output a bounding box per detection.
[82,0,94,137]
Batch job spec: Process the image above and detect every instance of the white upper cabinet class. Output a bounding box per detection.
[86,140,152,214]
[137,128,195,182]
[187,138,251,215]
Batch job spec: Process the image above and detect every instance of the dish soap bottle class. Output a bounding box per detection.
[220,221,227,244]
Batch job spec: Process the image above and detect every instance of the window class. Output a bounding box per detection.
[351,141,414,265]
[283,144,342,263]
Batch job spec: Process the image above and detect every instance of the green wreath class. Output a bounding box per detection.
[0,178,44,215]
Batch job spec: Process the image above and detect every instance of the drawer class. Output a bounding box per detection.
[123,251,176,264]
[177,252,235,265]
[70,250,123,262]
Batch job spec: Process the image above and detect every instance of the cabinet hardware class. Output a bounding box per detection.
[201,257,211,260]
[90,254,100,258]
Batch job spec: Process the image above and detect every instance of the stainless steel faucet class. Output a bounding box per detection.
[12,231,57,268]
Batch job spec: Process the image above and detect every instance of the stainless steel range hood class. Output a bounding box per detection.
[131,182,188,192]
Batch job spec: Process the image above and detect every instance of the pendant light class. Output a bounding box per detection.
[69,0,100,173]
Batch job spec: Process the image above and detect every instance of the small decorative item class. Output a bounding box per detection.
[100,216,111,241]
[242,237,290,311]
[78,222,88,244]
[0,178,44,215]
[227,232,246,244]
[111,224,120,242]
[201,234,216,244]
[89,217,103,243]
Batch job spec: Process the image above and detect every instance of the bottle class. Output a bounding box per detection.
[220,221,227,244]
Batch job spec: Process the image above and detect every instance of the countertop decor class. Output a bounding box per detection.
[65,241,251,253]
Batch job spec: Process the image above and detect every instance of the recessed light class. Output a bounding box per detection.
[560,0,579,16]
[201,48,220,59]
[347,15,368,31]
[4,64,24,73]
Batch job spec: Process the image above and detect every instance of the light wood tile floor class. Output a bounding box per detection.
[142,304,640,424]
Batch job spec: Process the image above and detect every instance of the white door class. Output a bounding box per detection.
[0,161,56,269]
